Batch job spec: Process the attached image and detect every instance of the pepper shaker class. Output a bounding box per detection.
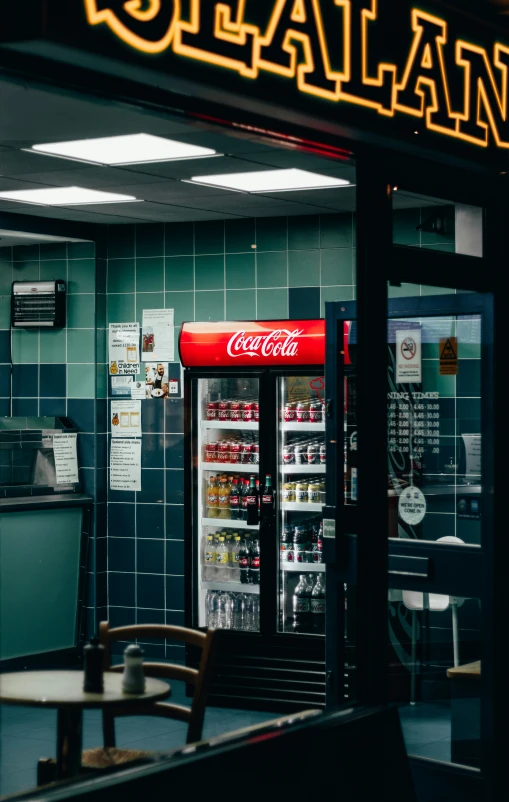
[83,637,105,693]
[121,644,146,694]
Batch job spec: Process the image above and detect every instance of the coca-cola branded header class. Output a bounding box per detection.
[179,320,325,368]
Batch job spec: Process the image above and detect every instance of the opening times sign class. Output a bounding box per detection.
[388,392,440,456]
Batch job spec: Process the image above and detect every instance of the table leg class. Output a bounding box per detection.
[56,708,83,779]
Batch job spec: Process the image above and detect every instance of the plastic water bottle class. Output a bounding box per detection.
[232,593,245,630]
[252,596,260,631]
[245,594,258,631]
[217,591,232,629]
[205,591,216,628]
[230,536,241,582]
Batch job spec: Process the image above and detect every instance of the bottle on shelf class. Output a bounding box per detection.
[292,574,312,633]
[311,574,326,634]
[239,535,250,584]
[232,593,245,630]
[217,476,231,519]
[261,474,274,518]
[230,535,241,581]
[241,477,249,521]
[216,536,229,580]
[248,537,260,585]
[246,475,259,526]
[206,476,219,518]
[230,478,241,520]
[203,534,217,580]
[217,591,232,629]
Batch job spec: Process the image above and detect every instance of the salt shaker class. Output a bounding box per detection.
[121,644,146,694]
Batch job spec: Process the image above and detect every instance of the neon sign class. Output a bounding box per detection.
[84,0,509,150]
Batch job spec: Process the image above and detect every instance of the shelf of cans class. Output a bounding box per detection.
[282,398,325,425]
[206,399,259,423]
[281,478,325,507]
[203,438,259,465]
[282,439,326,466]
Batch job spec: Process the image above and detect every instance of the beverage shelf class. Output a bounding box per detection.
[202,580,260,595]
[281,422,325,432]
[202,517,259,529]
[200,463,259,473]
[281,563,325,573]
[280,502,324,512]
[281,465,325,474]
[202,421,258,431]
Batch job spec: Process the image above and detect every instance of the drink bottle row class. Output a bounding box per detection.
[281,519,323,564]
[292,574,326,634]
[282,397,325,423]
[202,531,260,585]
[206,474,274,524]
[205,590,260,631]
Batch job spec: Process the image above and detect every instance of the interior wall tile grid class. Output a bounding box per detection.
[0,241,99,640]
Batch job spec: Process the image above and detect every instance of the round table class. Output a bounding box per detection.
[0,671,171,779]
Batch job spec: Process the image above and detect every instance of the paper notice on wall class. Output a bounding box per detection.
[142,309,174,363]
[462,434,481,477]
[109,323,140,375]
[110,438,141,492]
[396,329,422,384]
[111,400,142,437]
[111,376,134,397]
[53,433,79,485]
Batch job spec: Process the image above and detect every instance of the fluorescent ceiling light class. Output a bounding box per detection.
[0,187,138,206]
[186,168,350,193]
[29,134,218,165]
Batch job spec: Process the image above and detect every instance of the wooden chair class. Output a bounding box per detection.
[37,623,218,783]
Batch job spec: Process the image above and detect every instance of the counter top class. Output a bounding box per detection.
[0,494,93,512]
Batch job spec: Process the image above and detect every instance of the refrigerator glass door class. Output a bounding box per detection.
[277,374,326,636]
[196,377,261,632]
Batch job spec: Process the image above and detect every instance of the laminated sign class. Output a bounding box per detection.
[439,337,458,375]
[109,323,140,376]
[396,330,422,384]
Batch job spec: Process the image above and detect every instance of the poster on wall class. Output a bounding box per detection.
[111,376,134,397]
[142,309,174,362]
[396,329,422,384]
[109,323,140,375]
[111,400,142,437]
[110,438,141,492]
[53,433,79,485]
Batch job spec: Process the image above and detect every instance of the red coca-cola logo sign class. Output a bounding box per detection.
[179,320,325,367]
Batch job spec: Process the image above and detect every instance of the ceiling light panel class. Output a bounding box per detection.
[187,168,350,193]
[30,134,217,165]
[0,187,138,206]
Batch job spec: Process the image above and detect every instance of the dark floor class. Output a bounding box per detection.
[0,694,452,798]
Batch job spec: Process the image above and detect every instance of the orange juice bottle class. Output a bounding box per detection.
[218,477,231,519]
[207,476,219,517]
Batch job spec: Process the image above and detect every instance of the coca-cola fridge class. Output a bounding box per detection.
[179,320,328,712]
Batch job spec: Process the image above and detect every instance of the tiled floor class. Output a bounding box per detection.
[0,694,454,799]
[0,681,275,798]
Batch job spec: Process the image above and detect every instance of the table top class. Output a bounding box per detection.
[0,671,171,708]
[447,660,481,680]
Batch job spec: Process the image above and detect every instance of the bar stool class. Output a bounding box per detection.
[402,535,464,705]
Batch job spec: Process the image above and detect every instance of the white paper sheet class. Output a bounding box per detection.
[111,400,142,437]
[396,329,422,384]
[110,438,142,492]
[142,309,174,362]
[53,433,79,485]
[109,323,140,375]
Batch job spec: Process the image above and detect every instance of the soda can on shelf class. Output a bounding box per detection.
[217,441,230,463]
[295,482,308,503]
[205,442,218,463]
[282,482,296,502]
[206,402,218,421]
[308,482,321,504]
[241,443,253,464]
[307,444,319,465]
[229,442,241,463]
[296,401,310,423]
[218,401,230,422]
[320,444,327,465]
[253,402,260,422]
[252,444,260,464]
[229,400,241,422]
[294,444,305,465]
[283,445,294,465]
[241,402,254,422]
[309,401,322,423]
[284,402,296,422]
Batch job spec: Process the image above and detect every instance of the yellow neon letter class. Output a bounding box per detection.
[84,0,179,54]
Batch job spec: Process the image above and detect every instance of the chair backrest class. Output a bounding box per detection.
[99,622,218,745]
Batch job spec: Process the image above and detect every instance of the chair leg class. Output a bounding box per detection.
[451,602,460,668]
[102,711,116,748]
[410,611,417,706]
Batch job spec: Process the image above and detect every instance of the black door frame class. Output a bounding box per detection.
[325,156,508,800]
